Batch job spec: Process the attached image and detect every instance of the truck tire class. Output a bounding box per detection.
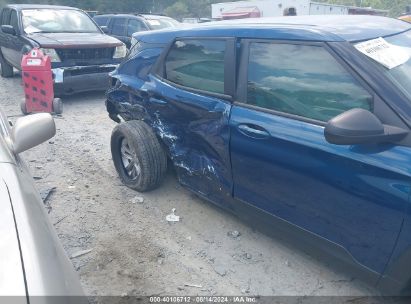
[111,120,167,192]
[0,54,13,78]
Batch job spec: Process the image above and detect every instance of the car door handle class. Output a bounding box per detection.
[149,97,167,105]
[237,124,270,139]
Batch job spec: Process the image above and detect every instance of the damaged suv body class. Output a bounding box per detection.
[106,16,411,294]
[0,4,126,95]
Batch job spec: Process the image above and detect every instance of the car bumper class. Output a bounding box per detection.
[52,64,118,95]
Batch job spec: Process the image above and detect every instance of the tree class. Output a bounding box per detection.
[164,1,189,19]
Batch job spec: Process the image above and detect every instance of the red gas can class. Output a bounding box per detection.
[20,48,62,115]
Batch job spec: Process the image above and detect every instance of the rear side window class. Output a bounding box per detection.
[111,17,126,36]
[94,16,109,26]
[247,42,372,122]
[10,10,18,30]
[165,39,225,94]
[1,9,11,26]
[127,19,146,36]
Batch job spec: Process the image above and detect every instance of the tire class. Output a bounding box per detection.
[20,101,28,115]
[111,120,167,192]
[52,98,63,114]
[0,54,13,78]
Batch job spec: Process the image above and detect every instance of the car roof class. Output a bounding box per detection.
[6,4,79,11]
[95,14,139,18]
[95,13,171,20]
[133,15,411,43]
[140,14,173,19]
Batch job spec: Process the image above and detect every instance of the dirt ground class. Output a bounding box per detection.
[0,74,385,299]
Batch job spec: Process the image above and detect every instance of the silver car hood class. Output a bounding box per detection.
[0,177,27,299]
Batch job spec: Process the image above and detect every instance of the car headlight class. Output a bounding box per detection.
[113,44,127,59]
[39,48,61,62]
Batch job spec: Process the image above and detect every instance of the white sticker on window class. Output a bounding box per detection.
[147,20,161,26]
[355,37,410,69]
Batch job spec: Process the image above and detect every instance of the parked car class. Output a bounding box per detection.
[398,5,411,23]
[93,14,180,48]
[106,15,411,294]
[0,108,86,301]
[0,4,126,96]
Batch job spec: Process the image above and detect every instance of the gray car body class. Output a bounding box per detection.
[0,109,85,303]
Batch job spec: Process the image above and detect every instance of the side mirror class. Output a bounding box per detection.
[1,25,16,36]
[11,113,56,154]
[100,26,109,34]
[324,108,408,145]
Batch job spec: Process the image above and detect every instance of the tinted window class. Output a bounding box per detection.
[111,17,126,36]
[127,19,145,36]
[94,16,108,26]
[382,31,411,103]
[247,43,372,122]
[1,9,11,26]
[10,10,18,30]
[165,39,225,94]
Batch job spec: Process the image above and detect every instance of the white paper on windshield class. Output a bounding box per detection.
[355,37,410,69]
[147,20,161,26]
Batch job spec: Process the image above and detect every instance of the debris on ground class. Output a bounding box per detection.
[227,230,241,238]
[184,283,202,288]
[71,248,93,259]
[130,196,144,204]
[54,215,68,226]
[40,187,56,203]
[213,264,228,277]
[166,208,180,222]
[40,187,56,213]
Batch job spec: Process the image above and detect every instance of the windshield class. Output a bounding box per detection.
[356,30,411,101]
[146,18,179,30]
[22,9,100,34]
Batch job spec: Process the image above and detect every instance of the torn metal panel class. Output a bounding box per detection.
[106,45,234,208]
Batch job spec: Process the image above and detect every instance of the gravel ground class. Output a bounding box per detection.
[0,74,385,300]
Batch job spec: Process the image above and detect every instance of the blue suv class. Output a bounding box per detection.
[106,15,411,294]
